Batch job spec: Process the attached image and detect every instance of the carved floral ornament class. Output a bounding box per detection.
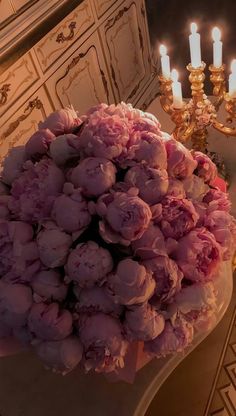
[0,84,11,106]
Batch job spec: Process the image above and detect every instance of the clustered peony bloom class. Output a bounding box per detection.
[0,101,235,379]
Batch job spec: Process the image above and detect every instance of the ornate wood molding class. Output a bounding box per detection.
[0,84,11,106]
[56,21,77,43]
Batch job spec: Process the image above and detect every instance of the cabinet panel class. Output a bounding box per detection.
[10,0,32,11]
[0,87,53,165]
[93,0,117,18]
[99,0,152,104]
[46,32,115,115]
[34,0,94,72]
[0,0,14,25]
[0,52,39,118]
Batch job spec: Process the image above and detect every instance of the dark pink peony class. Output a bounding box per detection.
[193,151,217,184]
[159,196,199,239]
[174,228,222,282]
[1,146,27,185]
[0,281,32,327]
[167,178,186,199]
[205,210,236,260]
[74,286,122,317]
[38,107,81,136]
[165,139,197,179]
[131,222,167,260]
[49,134,80,166]
[124,303,165,341]
[71,157,116,197]
[97,191,152,245]
[124,165,168,205]
[78,313,128,373]
[28,302,73,341]
[31,270,68,303]
[107,259,155,305]
[37,224,72,268]
[25,129,55,160]
[203,188,231,213]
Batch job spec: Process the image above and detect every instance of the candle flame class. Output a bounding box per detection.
[231,59,236,73]
[171,69,179,82]
[190,22,198,34]
[212,27,221,42]
[159,44,167,56]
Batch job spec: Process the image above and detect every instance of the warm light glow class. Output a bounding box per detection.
[159,44,167,56]
[231,59,236,73]
[171,69,179,82]
[212,27,221,42]
[191,22,198,34]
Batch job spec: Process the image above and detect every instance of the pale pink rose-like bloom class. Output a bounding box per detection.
[28,302,73,341]
[66,241,113,287]
[97,192,152,246]
[159,196,199,239]
[205,210,236,260]
[129,116,161,135]
[0,220,40,282]
[49,134,80,166]
[174,228,222,282]
[107,259,156,305]
[203,188,231,213]
[165,139,197,179]
[78,313,128,373]
[145,314,194,357]
[25,129,55,160]
[170,281,217,331]
[0,281,32,327]
[1,146,27,185]
[131,222,167,260]
[74,286,122,317]
[9,159,65,223]
[143,256,183,304]
[193,151,217,184]
[38,107,81,136]
[37,225,72,268]
[78,113,129,160]
[124,165,168,205]
[167,178,186,199]
[182,175,209,201]
[35,336,83,375]
[52,188,91,234]
[71,157,117,197]
[124,303,165,341]
[31,270,68,303]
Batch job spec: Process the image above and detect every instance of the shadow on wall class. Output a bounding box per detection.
[145,0,236,96]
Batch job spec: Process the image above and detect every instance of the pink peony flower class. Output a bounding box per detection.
[97,192,152,245]
[0,181,9,195]
[66,241,113,287]
[145,314,194,357]
[74,286,122,316]
[78,313,128,373]
[25,129,55,160]
[143,256,183,303]
[129,116,161,135]
[1,146,27,185]
[203,188,231,213]
[0,195,10,219]
[78,113,129,160]
[0,281,32,327]
[28,302,73,341]
[159,196,199,239]
[174,228,222,282]
[182,175,209,201]
[37,224,72,268]
[165,139,197,179]
[204,210,236,260]
[71,157,117,197]
[124,165,168,205]
[124,303,165,341]
[38,107,81,136]
[9,159,65,223]
[107,259,155,305]
[49,134,80,166]
[193,151,217,184]
[131,222,167,260]
[167,178,186,199]
[52,187,91,234]
[0,320,11,338]
[0,220,40,282]
[31,270,68,302]
[35,337,83,374]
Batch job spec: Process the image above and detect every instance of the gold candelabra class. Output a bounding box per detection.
[159,62,236,182]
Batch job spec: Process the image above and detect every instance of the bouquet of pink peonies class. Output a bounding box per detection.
[0,102,235,380]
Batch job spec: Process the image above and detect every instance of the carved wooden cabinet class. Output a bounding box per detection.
[0,0,156,161]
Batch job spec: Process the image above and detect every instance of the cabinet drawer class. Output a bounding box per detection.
[93,0,117,18]
[0,52,39,118]
[34,0,94,73]
[0,0,14,25]
[99,0,152,105]
[0,87,53,165]
[45,31,115,115]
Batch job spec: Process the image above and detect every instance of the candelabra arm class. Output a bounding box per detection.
[209,64,226,111]
[172,117,195,143]
[212,119,236,136]
[158,75,174,115]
